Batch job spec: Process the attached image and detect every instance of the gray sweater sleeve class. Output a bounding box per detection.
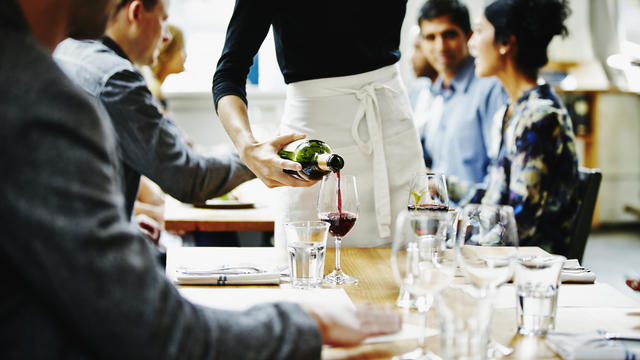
[101,69,255,204]
[1,51,320,359]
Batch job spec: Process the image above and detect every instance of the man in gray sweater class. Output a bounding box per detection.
[53,0,255,222]
[0,0,399,358]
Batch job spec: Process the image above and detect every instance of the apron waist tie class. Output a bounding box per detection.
[336,83,396,238]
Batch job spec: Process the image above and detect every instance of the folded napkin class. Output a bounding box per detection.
[560,259,596,284]
[174,264,284,285]
[546,330,640,360]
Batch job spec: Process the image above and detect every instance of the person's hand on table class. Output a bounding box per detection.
[239,133,318,189]
[302,303,402,346]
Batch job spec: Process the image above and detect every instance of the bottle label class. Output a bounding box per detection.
[316,153,330,171]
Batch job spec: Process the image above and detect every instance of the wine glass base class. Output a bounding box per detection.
[392,348,441,360]
[324,270,358,285]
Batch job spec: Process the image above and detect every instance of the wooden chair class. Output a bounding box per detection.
[568,167,602,263]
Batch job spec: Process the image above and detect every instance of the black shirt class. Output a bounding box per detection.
[212,0,407,109]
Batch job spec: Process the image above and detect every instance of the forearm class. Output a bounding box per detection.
[217,94,257,156]
[202,302,322,360]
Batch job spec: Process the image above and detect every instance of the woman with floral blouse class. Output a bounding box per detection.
[456,0,579,255]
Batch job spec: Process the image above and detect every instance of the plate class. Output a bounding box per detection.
[194,199,255,209]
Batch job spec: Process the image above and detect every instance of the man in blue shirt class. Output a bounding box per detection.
[417,0,507,189]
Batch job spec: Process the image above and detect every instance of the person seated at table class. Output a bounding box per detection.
[408,32,440,165]
[134,175,166,243]
[460,0,579,255]
[416,0,507,188]
[144,24,186,114]
[53,0,255,230]
[1,0,401,358]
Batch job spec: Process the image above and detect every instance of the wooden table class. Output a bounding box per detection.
[168,247,640,359]
[163,197,275,232]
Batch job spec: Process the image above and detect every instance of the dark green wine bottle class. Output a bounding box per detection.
[278,139,344,180]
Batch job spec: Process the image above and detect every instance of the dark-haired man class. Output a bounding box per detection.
[417,0,507,199]
[54,0,255,237]
[1,0,399,358]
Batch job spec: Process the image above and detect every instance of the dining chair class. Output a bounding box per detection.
[568,167,602,263]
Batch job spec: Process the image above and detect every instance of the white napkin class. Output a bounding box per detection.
[546,331,640,359]
[560,259,596,284]
[174,263,284,285]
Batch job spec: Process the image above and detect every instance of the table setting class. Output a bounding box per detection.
[165,170,639,360]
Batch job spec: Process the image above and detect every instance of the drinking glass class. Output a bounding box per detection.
[318,173,359,285]
[408,172,449,211]
[456,204,519,357]
[456,204,519,294]
[514,255,566,335]
[391,210,457,359]
[397,172,454,309]
[284,221,329,289]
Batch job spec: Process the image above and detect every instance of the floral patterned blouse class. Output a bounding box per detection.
[451,84,580,255]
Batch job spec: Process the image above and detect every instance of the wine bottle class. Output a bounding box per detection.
[278,139,344,180]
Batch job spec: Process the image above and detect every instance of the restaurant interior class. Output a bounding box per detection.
[116,0,640,358]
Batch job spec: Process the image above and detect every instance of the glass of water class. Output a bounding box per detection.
[514,255,566,335]
[284,221,329,289]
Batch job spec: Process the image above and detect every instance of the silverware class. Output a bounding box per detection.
[600,331,640,342]
[178,266,267,275]
[549,330,640,343]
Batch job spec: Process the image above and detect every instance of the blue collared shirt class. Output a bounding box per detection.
[422,57,507,185]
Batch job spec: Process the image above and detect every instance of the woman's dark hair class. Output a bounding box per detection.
[485,0,570,80]
[419,0,471,36]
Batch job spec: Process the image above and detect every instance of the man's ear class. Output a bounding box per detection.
[127,0,143,22]
[466,30,473,41]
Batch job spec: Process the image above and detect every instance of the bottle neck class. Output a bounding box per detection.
[316,153,344,172]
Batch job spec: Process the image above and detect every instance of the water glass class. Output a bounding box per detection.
[284,221,329,289]
[514,255,566,335]
[437,287,493,360]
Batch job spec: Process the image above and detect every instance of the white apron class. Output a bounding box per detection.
[273,64,426,248]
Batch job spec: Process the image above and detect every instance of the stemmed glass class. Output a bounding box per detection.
[391,209,457,359]
[398,172,451,308]
[408,172,449,211]
[456,204,519,357]
[456,204,519,293]
[318,173,359,285]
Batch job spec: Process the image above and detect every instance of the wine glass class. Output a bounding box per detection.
[398,172,452,309]
[456,204,519,357]
[391,209,457,359]
[456,204,519,293]
[318,173,359,285]
[408,172,449,211]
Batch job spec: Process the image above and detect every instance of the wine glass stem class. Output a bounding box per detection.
[416,294,434,353]
[334,237,342,272]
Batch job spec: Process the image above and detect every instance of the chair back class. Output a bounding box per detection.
[568,167,602,262]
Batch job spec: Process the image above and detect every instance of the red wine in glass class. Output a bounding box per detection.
[320,211,357,237]
[337,170,342,214]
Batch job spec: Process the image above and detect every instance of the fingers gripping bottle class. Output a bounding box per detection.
[278,139,344,180]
